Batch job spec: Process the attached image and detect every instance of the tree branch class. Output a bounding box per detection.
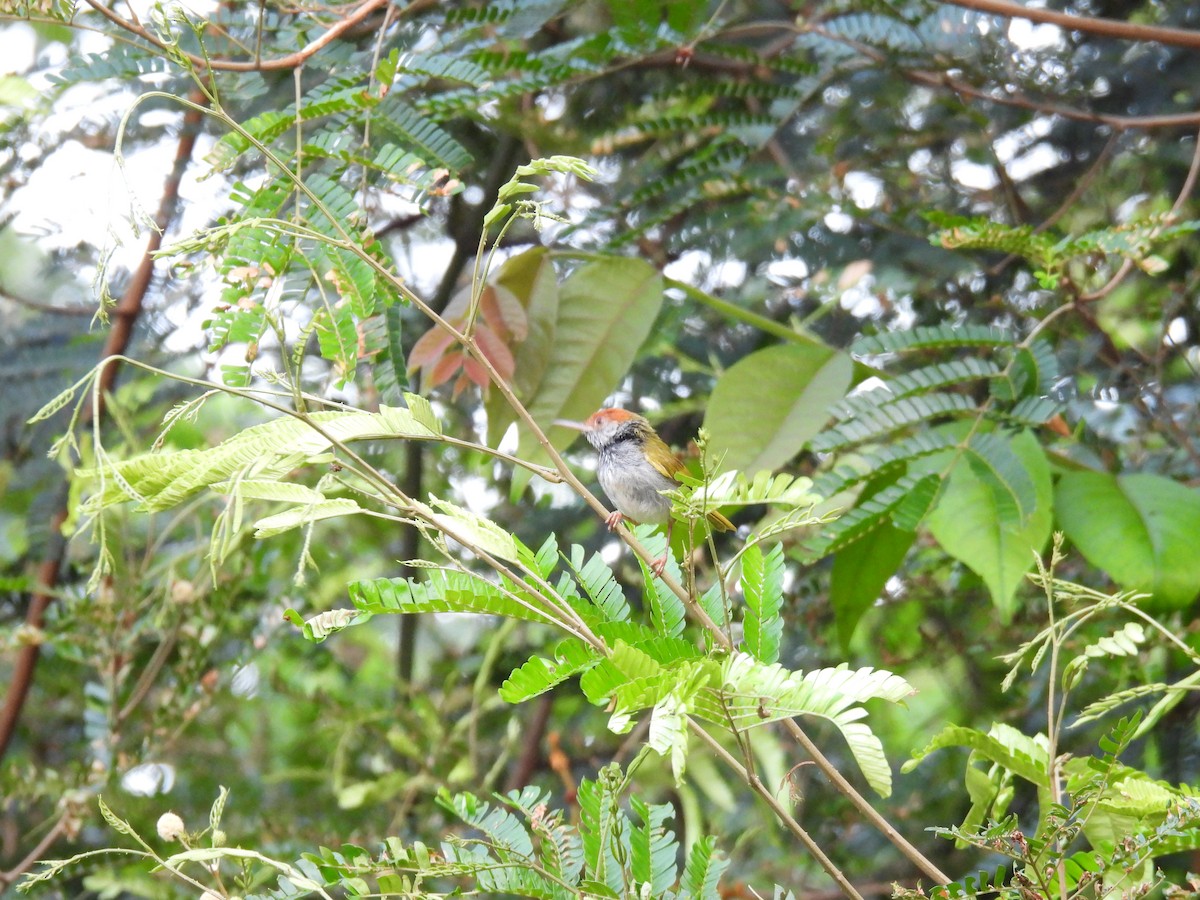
[77,0,435,73]
[0,92,208,762]
[939,0,1200,51]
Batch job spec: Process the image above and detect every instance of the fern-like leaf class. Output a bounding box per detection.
[499,640,601,703]
[964,431,1038,526]
[882,358,1004,399]
[694,655,914,796]
[578,764,627,896]
[350,569,567,629]
[803,473,934,559]
[904,722,1050,789]
[810,392,977,451]
[851,324,1013,355]
[567,545,631,623]
[678,836,728,900]
[80,405,439,514]
[740,543,784,664]
[629,796,679,896]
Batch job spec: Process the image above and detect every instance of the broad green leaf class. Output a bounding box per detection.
[515,257,663,492]
[830,519,916,650]
[1055,471,1200,610]
[485,247,560,445]
[704,343,852,474]
[925,430,1052,620]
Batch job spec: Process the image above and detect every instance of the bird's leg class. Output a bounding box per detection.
[604,510,625,530]
[650,518,674,577]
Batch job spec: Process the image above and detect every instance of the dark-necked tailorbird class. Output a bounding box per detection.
[555,408,734,575]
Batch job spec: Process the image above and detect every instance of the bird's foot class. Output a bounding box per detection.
[650,554,668,578]
[604,510,625,531]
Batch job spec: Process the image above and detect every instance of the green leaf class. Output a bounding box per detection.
[740,543,784,664]
[904,722,1051,789]
[692,655,913,796]
[253,498,363,538]
[283,607,372,642]
[485,247,560,444]
[925,430,1052,620]
[679,836,728,900]
[515,258,663,492]
[426,495,520,563]
[317,245,377,320]
[851,324,1012,355]
[499,640,601,703]
[830,518,916,649]
[629,796,679,895]
[964,431,1038,527]
[567,545,631,623]
[578,764,626,895]
[368,304,408,404]
[704,343,852,474]
[647,681,697,784]
[312,301,359,388]
[803,473,933,560]
[1055,471,1200,610]
[79,406,439,514]
[636,528,686,637]
[882,357,1004,399]
[811,392,978,452]
[350,569,567,629]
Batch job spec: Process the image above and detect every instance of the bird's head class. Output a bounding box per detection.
[555,407,652,451]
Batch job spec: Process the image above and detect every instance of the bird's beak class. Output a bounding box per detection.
[553,418,588,432]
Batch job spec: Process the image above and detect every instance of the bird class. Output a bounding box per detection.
[555,408,734,575]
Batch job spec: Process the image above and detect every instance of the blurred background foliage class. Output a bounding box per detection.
[2,0,1200,895]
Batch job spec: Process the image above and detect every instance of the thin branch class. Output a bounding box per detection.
[781,718,951,884]
[0,291,95,316]
[78,0,419,73]
[689,720,865,900]
[0,816,70,889]
[939,0,1200,51]
[805,23,1200,131]
[1079,123,1200,302]
[0,91,208,762]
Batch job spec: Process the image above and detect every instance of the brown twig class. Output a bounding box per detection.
[0,816,69,889]
[78,0,414,73]
[0,92,208,762]
[0,291,96,316]
[804,22,1200,131]
[504,693,555,793]
[939,0,1200,51]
